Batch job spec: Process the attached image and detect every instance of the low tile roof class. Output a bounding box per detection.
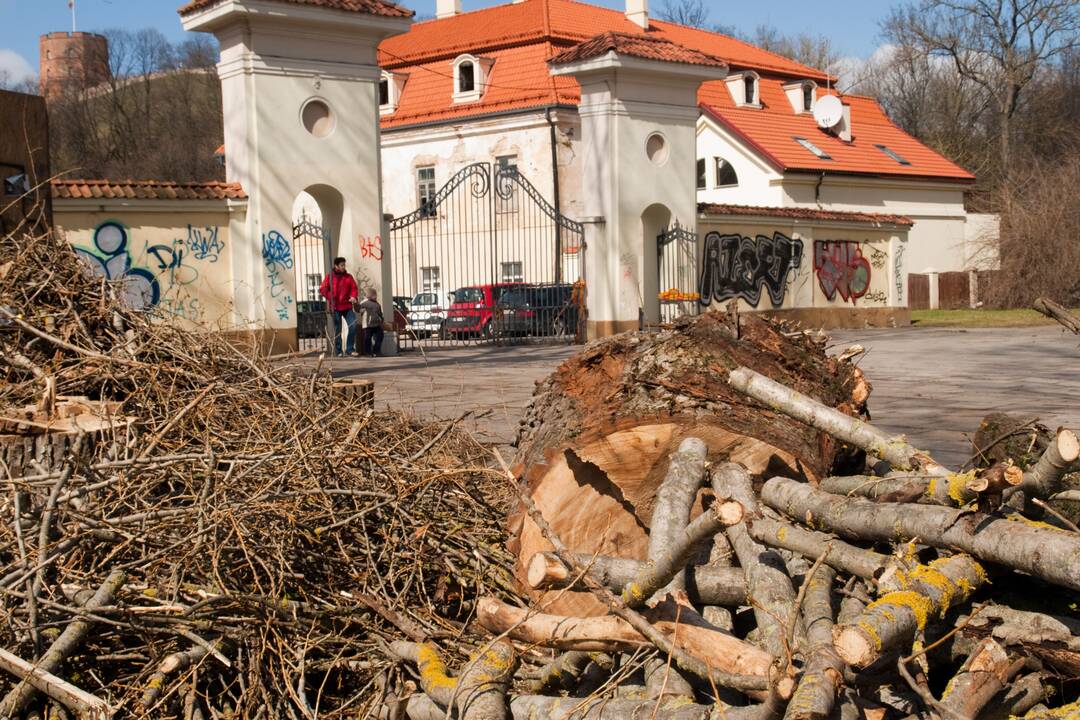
[549,31,726,68]
[699,202,914,227]
[178,0,412,18]
[51,179,247,201]
[699,84,975,182]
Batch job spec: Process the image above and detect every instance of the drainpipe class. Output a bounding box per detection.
[546,106,563,283]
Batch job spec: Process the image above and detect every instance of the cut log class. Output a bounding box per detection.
[474,596,785,694]
[715,463,802,659]
[509,313,868,617]
[748,517,889,581]
[761,477,1080,591]
[833,555,986,668]
[1007,428,1080,501]
[405,693,768,720]
[525,552,747,606]
[960,606,1080,677]
[971,413,1049,470]
[938,638,1022,720]
[1034,297,1080,334]
[784,564,844,720]
[646,437,709,599]
[0,648,110,720]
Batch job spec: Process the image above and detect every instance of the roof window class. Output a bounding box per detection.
[793,136,831,160]
[380,71,407,116]
[783,80,817,114]
[875,144,912,166]
[725,71,761,108]
[452,54,493,104]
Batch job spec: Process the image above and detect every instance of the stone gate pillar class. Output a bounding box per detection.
[550,34,726,340]
[180,0,411,352]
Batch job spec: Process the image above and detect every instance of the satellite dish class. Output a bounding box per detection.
[814,95,844,129]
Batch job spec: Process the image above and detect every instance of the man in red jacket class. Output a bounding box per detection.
[319,257,359,356]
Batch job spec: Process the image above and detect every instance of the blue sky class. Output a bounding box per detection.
[0,0,887,84]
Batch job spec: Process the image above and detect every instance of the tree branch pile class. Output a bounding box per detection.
[0,224,524,717]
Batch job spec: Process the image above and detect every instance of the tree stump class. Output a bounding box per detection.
[508,312,868,616]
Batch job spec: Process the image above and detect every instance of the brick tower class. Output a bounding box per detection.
[39,32,110,100]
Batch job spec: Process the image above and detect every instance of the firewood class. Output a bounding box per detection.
[0,647,110,720]
[784,564,844,720]
[761,477,1080,591]
[978,672,1046,719]
[818,469,1017,507]
[937,638,1023,720]
[525,551,747,605]
[405,693,770,719]
[714,462,803,659]
[748,517,890,580]
[647,437,710,599]
[727,367,936,473]
[453,639,517,720]
[1034,297,1080,334]
[526,651,597,694]
[833,555,986,668]
[475,596,778,684]
[959,606,1080,677]
[1007,428,1080,501]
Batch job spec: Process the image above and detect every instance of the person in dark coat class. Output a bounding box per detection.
[357,288,385,357]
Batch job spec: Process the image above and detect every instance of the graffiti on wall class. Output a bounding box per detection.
[894,240,906,304]
[261,230,295,321]
[814,241,872,304]
[698,231,804,308]
[359,234,383,261]
[74,221,160,310]
[145,240,200,287]
[184,225,225,262]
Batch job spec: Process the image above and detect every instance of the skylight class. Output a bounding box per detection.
[876,144,912,166]
[793,136,831,160]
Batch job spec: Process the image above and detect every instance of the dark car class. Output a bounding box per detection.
[493,284,580,338]
[446,283,524,337]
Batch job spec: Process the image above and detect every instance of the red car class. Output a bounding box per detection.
[445,283,524,338]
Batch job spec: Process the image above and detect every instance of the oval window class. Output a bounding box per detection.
[646,133,669,166]
[302,99,335,138]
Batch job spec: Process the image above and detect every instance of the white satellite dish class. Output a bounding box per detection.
[814,95,844,129]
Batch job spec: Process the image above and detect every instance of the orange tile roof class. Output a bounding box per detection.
[699,82,975,182]
[376,0,971,182]
[178,0,411,18]
[700,203,914,227]
[51,179,247,201]
[549,31,726,68]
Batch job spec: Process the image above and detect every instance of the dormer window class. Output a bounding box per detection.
[379,71,407,116]
[783,80,817,114]
[452,54,493,104]
[458,62,475,93]
[726,71,761,108]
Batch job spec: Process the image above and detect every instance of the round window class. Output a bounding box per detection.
[646,132,669,166]
[302,99,335,138]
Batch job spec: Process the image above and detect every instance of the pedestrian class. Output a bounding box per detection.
[357,287,385,357]
[318,257,359,357]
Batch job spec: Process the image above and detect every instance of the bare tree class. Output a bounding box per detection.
[654,0,738,35]
[748,25,841,73]
[884,0,1080,182]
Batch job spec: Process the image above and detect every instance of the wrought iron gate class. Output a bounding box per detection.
[657,222,700,324]
[292,212,334,353]
[389,162,585,349]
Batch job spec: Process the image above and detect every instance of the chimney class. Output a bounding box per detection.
[626,0,648,29]
[436,0,462,18]
[837,104,853,142]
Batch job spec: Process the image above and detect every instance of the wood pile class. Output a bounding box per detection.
[386,313,1080,720]
[0,226,521,718]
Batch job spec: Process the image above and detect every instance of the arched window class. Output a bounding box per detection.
[743,75,756,105]
[714,157,738,187]
[802,83,814,112]
[458,61,475,94]
[696,158,707,190]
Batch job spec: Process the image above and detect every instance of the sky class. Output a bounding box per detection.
[0,0,889,86]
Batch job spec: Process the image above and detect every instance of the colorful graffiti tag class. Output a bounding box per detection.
[261,230,295,321]
[698,231,804,308]
[184,225,225,262]
[74,221,160,310]
[814,241,872,304]
[359,234,383,261]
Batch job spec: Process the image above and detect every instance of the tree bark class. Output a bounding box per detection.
[784,565,844,720]
[833,554,986,668]
[938,639,1022,720]
[727,367,933,472]
[525,552,748,606]
[960,606,1080,677]
[1034,297,1080,335]
[1008,428,1080,501]
[405,693,769,720]
[454,639,516,720]
[510,313,867,618]
[646,437,709,599]
[715,463,802,659]
[0,648,109,720]
[748,517,889,581]
[761,477,1080,591]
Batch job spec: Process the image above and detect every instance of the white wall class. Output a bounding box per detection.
[695,115,785,207]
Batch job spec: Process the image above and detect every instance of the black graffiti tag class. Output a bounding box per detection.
[698,232,804,308]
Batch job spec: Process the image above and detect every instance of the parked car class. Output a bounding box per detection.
[446,283,524,338]
[407,291,455,338]
[493,284,580,338]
